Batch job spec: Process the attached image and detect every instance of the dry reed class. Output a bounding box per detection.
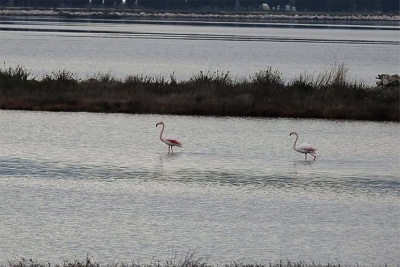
[4,256,395,267]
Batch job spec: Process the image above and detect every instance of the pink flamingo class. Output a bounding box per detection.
[156,122,182,153]
[290,132,317,161]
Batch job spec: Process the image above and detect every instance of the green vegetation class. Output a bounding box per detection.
[0,64,398,121]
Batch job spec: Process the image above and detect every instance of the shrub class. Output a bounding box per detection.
[125,74,167,86]
[42,70,78,85]
[249,67,283,86]
[0,65,33,88]
[189,71,232,86]
[91,72,115,83]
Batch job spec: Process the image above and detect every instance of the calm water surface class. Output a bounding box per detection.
[0,110,399,265]
[0,18,399,85]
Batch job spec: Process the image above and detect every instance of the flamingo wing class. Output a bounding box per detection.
[299,143,316,152]
[165,138,182,147]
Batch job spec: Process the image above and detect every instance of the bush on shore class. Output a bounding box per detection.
[0,64,398,121]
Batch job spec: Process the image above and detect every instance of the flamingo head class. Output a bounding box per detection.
[289,131,298,136]
[156,122,164,127]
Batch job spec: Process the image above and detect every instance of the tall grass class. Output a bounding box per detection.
[4,257,394,267]
[0,63,398,121]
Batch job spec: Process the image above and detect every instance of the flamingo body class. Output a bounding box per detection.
[163,138,182,147]
[290,132,317,161]
[156,122,182,153]
[297,143,316,154]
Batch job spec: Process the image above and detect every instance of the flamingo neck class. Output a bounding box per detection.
[159,124,165,141]
[293,134,298,150]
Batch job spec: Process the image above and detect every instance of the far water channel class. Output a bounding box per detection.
[0,17,399,86]
[0,110,399,265]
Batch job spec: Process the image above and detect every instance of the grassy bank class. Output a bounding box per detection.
[0,64,398,121]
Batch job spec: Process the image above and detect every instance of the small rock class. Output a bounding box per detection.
[376,74,399,88]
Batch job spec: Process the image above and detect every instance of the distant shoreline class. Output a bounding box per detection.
[1,7,399,25]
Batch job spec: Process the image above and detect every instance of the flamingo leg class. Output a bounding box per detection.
[171,146,174,153]
[305,154,307,161]
[310,153,317,161]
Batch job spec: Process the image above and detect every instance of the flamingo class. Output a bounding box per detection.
[156,122,182,153]
[289,132,317,161]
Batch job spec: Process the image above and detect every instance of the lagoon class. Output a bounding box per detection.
[0,110,399,265]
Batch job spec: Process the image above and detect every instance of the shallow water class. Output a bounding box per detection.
[0,18,399,85]
[0,110,399,265]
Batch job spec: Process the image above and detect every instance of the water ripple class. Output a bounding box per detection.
[1,26,399,46]
[1,156,398,197]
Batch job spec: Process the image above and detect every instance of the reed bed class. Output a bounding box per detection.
[0,64,398,121]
